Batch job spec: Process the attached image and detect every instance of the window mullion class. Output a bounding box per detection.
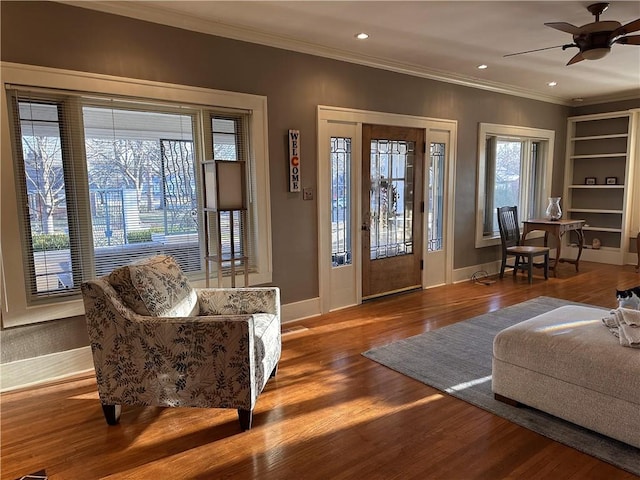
[62,96,95,283]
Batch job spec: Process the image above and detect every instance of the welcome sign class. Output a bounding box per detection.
[288,129,301,192]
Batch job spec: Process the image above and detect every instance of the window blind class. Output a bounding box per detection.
[7,87,256,305]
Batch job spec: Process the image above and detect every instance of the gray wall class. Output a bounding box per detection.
[0,0,600,362]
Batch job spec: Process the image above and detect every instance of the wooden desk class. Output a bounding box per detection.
[522,219,585,276]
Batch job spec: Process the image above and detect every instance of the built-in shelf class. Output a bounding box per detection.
[582,226,623,233]
[571,133,628,141]
[570,153,628,159]
[563,110,635,266]
[568,244,620,251]
[568,185,624,189]
[567,208,624,214]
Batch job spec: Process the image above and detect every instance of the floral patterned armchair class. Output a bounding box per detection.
[81,254,281,431]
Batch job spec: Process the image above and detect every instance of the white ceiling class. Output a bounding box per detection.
[66,1,640,105]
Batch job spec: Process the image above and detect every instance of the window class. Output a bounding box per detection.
[331,136,351,266]
[428,142,445,252]
[369,138,415,259]
[475,123,554,248]
[1,64,271,326]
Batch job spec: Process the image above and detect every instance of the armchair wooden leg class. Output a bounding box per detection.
[238,408,253,431]
[102,404,121,425]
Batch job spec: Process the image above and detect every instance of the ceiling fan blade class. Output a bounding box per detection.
[615,18,640,36]
[544,22,581,35]
[504,44,570,57]
[566,52,585,65]
[615,34,640,45]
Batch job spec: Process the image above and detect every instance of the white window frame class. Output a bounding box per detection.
[1,62,272,327]
[475,122,555,248]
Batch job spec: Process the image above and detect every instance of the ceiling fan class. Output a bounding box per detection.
[505,2,640,65]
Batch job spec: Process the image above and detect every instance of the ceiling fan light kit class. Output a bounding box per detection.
[581,47,610,60]
[505,2,640,65]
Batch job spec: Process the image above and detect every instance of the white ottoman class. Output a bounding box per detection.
[492,305,640,448]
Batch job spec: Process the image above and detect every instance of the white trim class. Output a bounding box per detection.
[0,346,94,392]
[317,121,362,313]
[424,128,457,287]
[1,62,271,327]
[281,297,321,324]
[453,261,503,284]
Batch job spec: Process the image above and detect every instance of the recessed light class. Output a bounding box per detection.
[477,64,488,69]
[355,32,369,40]
[548,81,557,87]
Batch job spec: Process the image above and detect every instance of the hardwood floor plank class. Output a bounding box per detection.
[1,262,638,479]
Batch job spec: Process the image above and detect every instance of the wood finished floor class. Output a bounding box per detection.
[2,262,639,480]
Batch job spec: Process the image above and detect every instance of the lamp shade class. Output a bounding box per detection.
[203,160,247,210]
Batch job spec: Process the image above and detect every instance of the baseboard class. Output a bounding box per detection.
[281,297,321,324]
[0,346,94,392]
[453,261,502,283]
[452,250,560,284]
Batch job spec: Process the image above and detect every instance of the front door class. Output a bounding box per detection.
[362,124,424,299]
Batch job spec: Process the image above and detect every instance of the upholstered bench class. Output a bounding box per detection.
[492,305,640,448]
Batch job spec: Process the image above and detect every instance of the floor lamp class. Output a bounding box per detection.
[202,159,248,287]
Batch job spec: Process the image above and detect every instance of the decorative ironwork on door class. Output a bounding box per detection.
[331,136,352,266]
[369,139,415,260]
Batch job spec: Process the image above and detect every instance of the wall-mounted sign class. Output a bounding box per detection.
[288,129,301,192]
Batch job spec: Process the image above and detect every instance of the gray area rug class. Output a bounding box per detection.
[363,296,640,476]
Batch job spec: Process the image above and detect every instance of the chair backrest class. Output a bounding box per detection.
[106,254,199,317]
[497,206,521,249]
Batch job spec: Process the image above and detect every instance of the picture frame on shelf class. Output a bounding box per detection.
[605,176,618,185]
[584,177,596,185]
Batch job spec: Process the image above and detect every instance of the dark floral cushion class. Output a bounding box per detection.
[108,255,198,317]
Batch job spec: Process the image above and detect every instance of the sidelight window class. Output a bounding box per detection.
[331,136,352,266]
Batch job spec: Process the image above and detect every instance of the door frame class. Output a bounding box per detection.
[317,105,457,314]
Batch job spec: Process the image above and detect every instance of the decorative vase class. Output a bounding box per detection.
[545,197,562,221]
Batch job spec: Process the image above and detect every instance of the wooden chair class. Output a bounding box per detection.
[636,231,639,273]
[497,206,549,284]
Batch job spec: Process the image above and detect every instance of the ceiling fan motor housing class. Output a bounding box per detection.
[574,21,621,58]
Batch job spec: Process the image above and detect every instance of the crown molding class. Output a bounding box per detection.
[570,89,640,107]
[59,1,637,107]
